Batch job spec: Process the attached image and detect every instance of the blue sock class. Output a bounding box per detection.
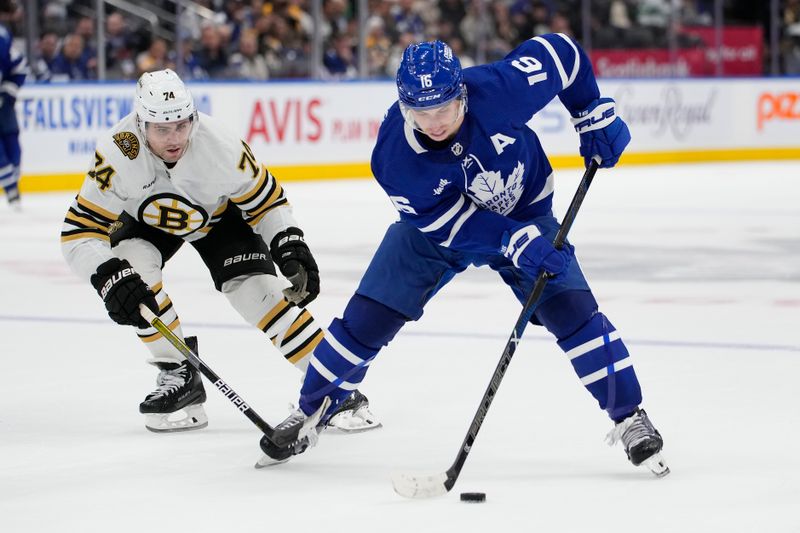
[557,312,642,420]
[299,295,406,418]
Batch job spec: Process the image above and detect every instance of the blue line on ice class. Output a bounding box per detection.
[2,314,797,353]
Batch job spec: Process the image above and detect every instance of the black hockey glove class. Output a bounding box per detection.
[90,258,158,329]
[270,228,320,307]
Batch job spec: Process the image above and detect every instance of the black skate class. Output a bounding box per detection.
[606,408,670,477]
[255,397,331,468]
[325,390,382,433]
[139,337,208,432]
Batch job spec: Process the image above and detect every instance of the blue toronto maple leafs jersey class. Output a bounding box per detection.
[0,23,27,134]
[0,24,25,97]
[371,33,601,256]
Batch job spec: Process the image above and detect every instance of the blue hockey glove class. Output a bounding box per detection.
[571,97,631,169]
[502,225,574,280]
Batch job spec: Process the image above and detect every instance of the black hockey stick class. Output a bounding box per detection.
[391,159,600,498]
[139,305,283,445]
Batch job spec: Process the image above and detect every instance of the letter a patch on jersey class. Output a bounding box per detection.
[490,133,516,155]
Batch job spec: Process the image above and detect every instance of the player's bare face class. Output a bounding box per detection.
[410,99,464,142]
[146,119,192,163]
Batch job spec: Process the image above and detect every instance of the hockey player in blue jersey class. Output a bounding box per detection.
[0,0,26,210]
[258,34,668,476]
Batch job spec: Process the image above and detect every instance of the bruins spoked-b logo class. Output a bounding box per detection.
[138,193,208,236]
[113,131,140,160]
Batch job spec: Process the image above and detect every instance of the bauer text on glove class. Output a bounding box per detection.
[90,258,158,328]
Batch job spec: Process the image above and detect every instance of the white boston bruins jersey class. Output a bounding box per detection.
[61,112,297,280]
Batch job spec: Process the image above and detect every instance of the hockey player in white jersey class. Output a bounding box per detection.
[61,69,379,434]
[258,36,668,476]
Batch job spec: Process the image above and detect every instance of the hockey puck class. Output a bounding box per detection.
[460,492,486,503]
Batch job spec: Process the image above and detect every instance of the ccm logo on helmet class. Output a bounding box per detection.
[223,253,268,267]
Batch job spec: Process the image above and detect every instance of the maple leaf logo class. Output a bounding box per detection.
[462,155,525,215]
[467,170,503,198]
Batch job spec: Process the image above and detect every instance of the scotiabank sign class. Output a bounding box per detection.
[591,26,762,77]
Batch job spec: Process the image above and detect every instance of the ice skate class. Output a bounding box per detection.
[139,337,208,432]
[255,397,331,468]
[7,189,21,212]
[606,408,670,477]
[325,390,382,433]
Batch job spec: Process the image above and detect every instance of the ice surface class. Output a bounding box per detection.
[1,162,798,532]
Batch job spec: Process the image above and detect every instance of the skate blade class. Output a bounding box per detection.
[326,411,383,433]
[326,405,383,433]
[144,404,208,433]
[643,453,670,477]
[326,422,383,434]
[254,454,291,469]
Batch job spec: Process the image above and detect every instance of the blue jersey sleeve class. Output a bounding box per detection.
[473,33,600,123]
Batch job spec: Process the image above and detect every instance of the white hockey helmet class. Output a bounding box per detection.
[134,69,198,140]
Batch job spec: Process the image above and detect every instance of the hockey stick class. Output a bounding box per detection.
[139,304,283,445]
[392,159,601,499]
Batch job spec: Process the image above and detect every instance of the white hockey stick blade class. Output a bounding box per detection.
[391,472,449,499]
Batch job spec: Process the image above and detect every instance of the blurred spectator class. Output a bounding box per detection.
[228,30,269,79]
[784,0,800,74]
[365,16,391,77]
[25,0,798,80]
[322,33,357,79]
[196,24,229,78]
[784,0,800,28]
[681,0,713,26]
[385,30,416,78]
[105,12,136,79]
[492,1,519,45]
[531,2,552,36]
[609,0,633,31]
[449,36,475,68]
[260,13,309,78]
[785,24,800,74]
[285,0,315,38]
[31,31,59,81]
[460,0,496,56]
[178,38,208,80]
[74,16,98,75]
[41,0,69,34]
[136,37,175,75]
[50,33,93,81]
[322,0,349,42]
[391,0,426,41]
[550,10,574,37]
[637,0,673,47]
[437,0,467,34]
